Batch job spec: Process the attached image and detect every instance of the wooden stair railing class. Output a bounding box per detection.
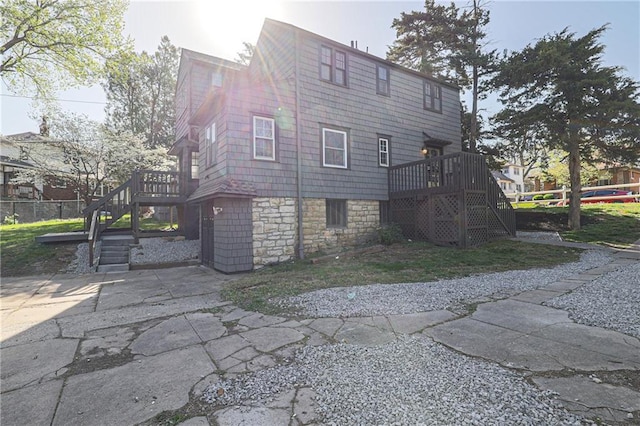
[484,168,516,237]
[82,179,132,232]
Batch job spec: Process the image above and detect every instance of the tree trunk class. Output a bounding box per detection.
[567,133,581,230]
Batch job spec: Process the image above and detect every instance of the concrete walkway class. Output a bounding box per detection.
[1,243,639,425]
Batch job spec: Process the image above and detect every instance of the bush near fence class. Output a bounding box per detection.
[1,200,85,224]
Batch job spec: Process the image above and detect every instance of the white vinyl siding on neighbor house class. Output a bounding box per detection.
[253,116,275,161]
[205,123,216,167]
[379,137,389,167]
[322,128,348,168]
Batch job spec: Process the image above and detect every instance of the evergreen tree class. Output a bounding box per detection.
[103,36,179,149]
[491,26,640,230]
[388,0,497,152]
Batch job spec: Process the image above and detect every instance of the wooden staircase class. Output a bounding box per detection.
[97,234,134,272]
[388,152,516,247]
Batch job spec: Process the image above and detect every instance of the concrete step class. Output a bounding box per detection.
[100,245,129,253]
[101,235,135,246]
[97,263,130,273]
[100,255,129,265]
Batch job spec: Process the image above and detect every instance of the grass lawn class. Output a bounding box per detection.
[559,203,640,247]
[1,218,85,277]
[224,203,640,314]
[0,215,176,277]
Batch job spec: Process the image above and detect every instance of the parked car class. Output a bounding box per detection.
[557,189,637,206]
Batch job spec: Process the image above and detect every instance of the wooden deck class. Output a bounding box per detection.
[35,231,89,244]
[388,152,515,247]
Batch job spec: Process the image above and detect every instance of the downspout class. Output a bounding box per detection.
[294,30,305,260]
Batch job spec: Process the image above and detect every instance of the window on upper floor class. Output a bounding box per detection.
[513,168,520,175]
[379,137,390,167]
[191,152,199,179]
[253,116,276,161]
[204,123,216,168]
[326,199,347,228]
[322,127,348,169]
[211,71,223,87]
[320,45,347,86]
[423,81,442,112]
[376,65,390,96]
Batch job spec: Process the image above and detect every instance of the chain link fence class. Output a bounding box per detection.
[1,200,85,224]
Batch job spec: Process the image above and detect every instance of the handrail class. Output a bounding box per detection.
[82,179,132,215]
[88,209,99,268]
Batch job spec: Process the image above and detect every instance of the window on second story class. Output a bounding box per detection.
[423,81,442,112]
[376,65,390,96]
[211,71,223,87]
[253,116,275,161]
[204,123,216,168]
[320,45,347,86]
[190,152,199,179]
[379,137,390,167]
[322,127,348,169]
[513,168,520,175]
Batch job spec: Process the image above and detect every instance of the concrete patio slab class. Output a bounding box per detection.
[532,376,640,424]
[335,321,396,346]
[215,406,291,426]
[1,338,78,392]
[52,345,214,426]
[130,315,202,356]
[0,380,63,426]
[387,310,457,334]
[240,327,306,352]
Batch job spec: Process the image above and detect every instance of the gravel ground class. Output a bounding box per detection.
[545,262,640,339]
[203,335,586,425]
[130,237,199,265]
[275,250,613,318]
[67,238,199,274]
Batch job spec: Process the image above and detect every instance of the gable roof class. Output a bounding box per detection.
[262,18,460,90]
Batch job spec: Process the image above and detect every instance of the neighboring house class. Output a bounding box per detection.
[492,163,525,194]
[170,19,462,273]
[0,131,79,200]
[594,165,640,188]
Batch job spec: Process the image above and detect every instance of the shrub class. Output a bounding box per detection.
[378,223,404,245]
[543,193,556,200]
[532,195,544,201]
[3,214,18,225]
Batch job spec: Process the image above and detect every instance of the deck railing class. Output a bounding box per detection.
[132,170,180,198]
[388,152,516,244]
[390,152,494,196]
[82,179,132,231]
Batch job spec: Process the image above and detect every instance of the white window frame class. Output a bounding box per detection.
[205,123,216,167]
[378,137,389,167]
[322,128,348,169]
[253,116,276,161]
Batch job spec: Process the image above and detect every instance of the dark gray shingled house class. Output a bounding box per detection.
[83,18,513,273]
[169,18,473,273]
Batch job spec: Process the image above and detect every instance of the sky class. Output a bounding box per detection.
[1,0,638,135]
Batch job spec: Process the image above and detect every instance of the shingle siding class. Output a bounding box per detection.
[211,197,253,273]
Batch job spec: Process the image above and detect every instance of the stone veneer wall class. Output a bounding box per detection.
[302,198,380,254]
[252,197,297,268]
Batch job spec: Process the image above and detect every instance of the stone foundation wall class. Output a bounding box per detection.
[252,197,297,268]
[302,198,380,254]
